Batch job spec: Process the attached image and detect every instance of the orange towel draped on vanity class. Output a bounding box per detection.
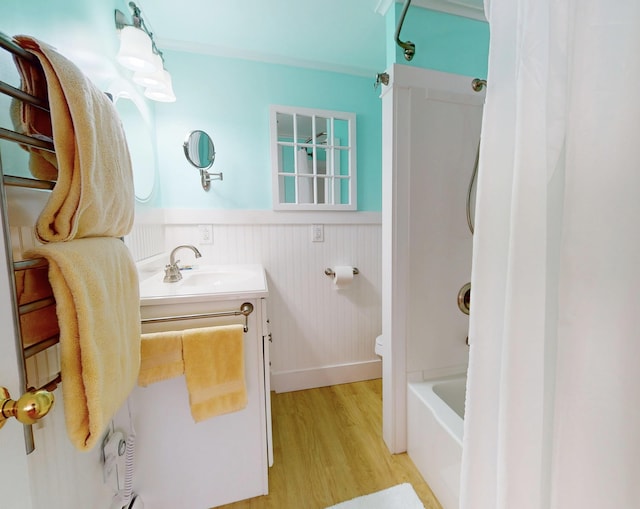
[138,330,184,387]
[139,324,248,422]
[183,324,247,422]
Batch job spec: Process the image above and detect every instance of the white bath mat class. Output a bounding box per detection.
[325,483,425,509]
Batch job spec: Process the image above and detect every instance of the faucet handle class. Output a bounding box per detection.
[163,263,183,283]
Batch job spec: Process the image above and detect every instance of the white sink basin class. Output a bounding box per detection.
[139,264,268,305]
[180,267,255,288]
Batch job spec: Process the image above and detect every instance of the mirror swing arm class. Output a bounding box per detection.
[183,129,222,191]
[199,166,223,192]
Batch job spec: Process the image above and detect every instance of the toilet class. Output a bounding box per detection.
[375,334,384,357]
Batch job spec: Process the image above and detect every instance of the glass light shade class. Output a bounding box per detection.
[132,53,165,88]
[144,70,176,102]
[117,26,157,72]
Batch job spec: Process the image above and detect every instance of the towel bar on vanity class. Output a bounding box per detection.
[141,302,254,333]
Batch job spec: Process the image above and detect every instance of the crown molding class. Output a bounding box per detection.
[375,0,486,21]
[156,37,380,78]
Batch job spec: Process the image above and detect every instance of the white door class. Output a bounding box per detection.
[0,202,34,509]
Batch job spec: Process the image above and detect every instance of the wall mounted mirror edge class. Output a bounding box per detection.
[109,79,158,203]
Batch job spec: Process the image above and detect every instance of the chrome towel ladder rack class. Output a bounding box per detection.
[0,30,59,453]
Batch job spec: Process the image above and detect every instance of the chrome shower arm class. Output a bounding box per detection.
[395,0,415,61]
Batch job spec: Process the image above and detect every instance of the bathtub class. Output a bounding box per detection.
[407,375,466,509]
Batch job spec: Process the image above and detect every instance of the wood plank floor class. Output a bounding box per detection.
[216,379,442,509]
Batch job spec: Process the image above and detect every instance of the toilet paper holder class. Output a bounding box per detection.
[325,267,359,277]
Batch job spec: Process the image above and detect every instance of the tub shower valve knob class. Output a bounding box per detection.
[457,283,471,315]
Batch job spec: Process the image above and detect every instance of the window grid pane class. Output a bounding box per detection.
[272,106,355,209]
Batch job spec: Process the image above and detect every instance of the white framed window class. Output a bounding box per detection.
[270,105,357,210]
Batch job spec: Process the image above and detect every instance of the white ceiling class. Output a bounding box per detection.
[136,0,485,77]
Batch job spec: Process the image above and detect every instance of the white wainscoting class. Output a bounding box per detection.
[127,210,383,393]
[124,223,165,262]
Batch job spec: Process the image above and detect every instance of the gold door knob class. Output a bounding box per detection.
[0,386,54,429]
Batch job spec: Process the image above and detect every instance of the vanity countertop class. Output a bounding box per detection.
[138,263,268,306]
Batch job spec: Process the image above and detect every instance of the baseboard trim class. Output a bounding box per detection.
[271,359,382,393]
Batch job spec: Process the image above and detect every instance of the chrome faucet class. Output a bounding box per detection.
[163,245,202,283]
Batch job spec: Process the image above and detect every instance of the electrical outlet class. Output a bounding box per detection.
[198,224,213,245]
[312,224,324,242]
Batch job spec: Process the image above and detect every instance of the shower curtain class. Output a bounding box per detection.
[461,1,640,508]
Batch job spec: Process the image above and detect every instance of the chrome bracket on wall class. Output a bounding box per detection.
[471,78,487,92]
[374,72,389,90]
[199,168,223,192]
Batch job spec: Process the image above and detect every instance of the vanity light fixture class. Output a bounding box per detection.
[115,2,176,102]
[143,69,176,103]
[132,52,164,87]
[116,25,155,72]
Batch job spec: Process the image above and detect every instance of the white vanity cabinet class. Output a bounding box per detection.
[132,268,271,509]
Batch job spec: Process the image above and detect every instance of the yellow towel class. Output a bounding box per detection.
[12,35,134,242]
[182,324,247,422]
[27,238,141,451]
[138,331,184,387]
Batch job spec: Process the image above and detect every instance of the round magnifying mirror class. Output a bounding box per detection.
[183,130,215,170]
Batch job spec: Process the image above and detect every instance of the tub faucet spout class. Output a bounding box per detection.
[164,245,202,283]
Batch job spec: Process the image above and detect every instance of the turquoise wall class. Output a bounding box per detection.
[388,6,489,79]
[0,0,128,87]
[0,2,489,213]
[154,51,381,210]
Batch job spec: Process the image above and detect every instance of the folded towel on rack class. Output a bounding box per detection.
[27,237,141,451]
[12,35,134,242]
[138,331,184,387]
[182,324,247,422]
